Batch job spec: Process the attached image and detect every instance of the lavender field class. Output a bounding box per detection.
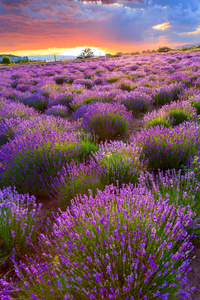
[0,51,199,299]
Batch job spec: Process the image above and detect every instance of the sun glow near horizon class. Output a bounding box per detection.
[1,46,108,57]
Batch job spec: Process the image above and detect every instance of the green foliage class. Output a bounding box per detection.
[167,110,190,126]
[145,118,171,128]
[55,77,65,85]
[1,136,98,198]
[56,162,105,209]
[2,56,11,65]
[106,76,119,83]
[134,124,200,172]
[0,188,42,267]
[88,114,128,141]
[157,47,172,53]
[78,48,94,59]
[189,97,200,115]
[95,142,144,188]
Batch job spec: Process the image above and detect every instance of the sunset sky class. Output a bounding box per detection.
[0,0,200,56]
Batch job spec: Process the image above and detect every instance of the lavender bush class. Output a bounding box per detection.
[13,115,80,138]
[0,131,98,197]
[139,169,200,229]
[8,184,197,299]
[82,102,133,141]
[93,140,144,187]
[153,82,185,106]
[45,105,68,118]
[117,78,135,92]
[54,160,106,208]
[47,92,73,109]
[144,100,197,128]
[0,118,23,146]
[0,100,38,120]
[115,91,152,114]
[131,121,200,172]
[0,186,42,265]
[18,91,49,112]
[188,93,200,115]
[70,90,116,110]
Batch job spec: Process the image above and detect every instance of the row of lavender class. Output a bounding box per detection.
[0,52,200,299]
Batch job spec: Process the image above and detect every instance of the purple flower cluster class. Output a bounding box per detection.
[0,99,38,120]
[45,105,68,118]
[153,82,185,106]
[13,114,80,138]
[82,102,133,141]
[17,91,48,111]
[0,130,98,197]
[54,159,106,208]
[144,100,197,128]
[71,90,116,110]
[47,92,73,108]
[0,186,42,264]
[93,140,144,187]
[131,121,200,171]
[115,90,153,114]
[8,184,197,299]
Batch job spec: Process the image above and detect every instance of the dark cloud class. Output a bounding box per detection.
[0,0,200,52]
[0,0,30,8]
[78,0,145,4]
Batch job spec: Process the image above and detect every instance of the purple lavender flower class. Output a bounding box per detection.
[45,105,68,118]
[82,102,133,141]
[10,184,197,299]
[131,121,200,172]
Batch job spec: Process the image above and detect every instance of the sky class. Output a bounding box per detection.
[0,0,200,56]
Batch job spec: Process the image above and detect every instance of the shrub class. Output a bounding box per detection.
[55,76,65,85]
[115,91,152,114]
[82,102,133,141]
[139,169,200,227]
[153,83,185,106]
[8,184,196,299]
[93,140,144,188]
[2,56,11,65]
[71,91,116,111]
[47,92,73,109]
[73,79,94,89]
[18,92,48,112]
[0,131,98,197]
[54,160,106,209]
[117,78,135,92]
[71,104,90,120]
[13,115,80,138]
[189,94,200,115]
[45,105,68,118]
[144,100,196,128]
[131,122,200,172]
[106,75,120,83]
[0,100,38,120]
[0,118,22,146]
[0,186,42,266]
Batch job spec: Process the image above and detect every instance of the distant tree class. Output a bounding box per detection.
[2,56,11,64]
[157,47,172,53]
[80,48,94,58]
[115,52,123,57]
